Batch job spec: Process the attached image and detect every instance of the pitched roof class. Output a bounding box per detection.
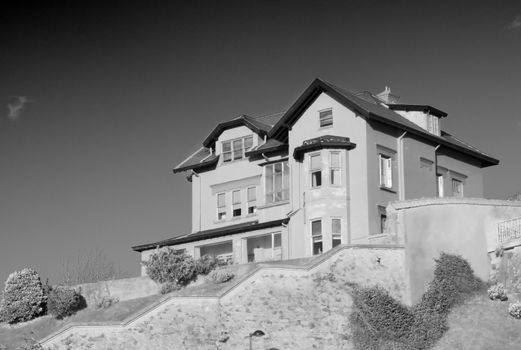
[245,138,287,157]
[388,104,448,118]
[131,218,290,252]
[173,147,219,174]
[202,114,272,148]
[269,78,498,167]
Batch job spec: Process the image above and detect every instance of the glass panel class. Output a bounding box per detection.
[274,233,281,247]
[330,152,340,168]
[274,162,282,173]
[223,152,232,162]
[217,193,225,207]
[222,141,231,152]
[319,109,333,127]
[247,187,256,201]
[311,154,321,170]
[332,236,341,248]
[265,165,273,203]
[232,190,241,204]
[332,218,341,234]
[274,172,282,201]
[233,208,241,217]
[312,171,322,187]
[330,169,340,185]
[313,239,323,255]
[244,136,253,150]
[311,220,322,236]
[233,139,243,160]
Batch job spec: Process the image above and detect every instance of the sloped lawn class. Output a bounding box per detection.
[433,293,521,350]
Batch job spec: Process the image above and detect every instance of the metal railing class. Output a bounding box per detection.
[498,217,521,243]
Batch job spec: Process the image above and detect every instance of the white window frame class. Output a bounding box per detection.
[264,161,290,204]
[331,217,342,248]
[222,135,254,163]
[311,219,323,255]
[247,186,257,214]
[378,153,393,189]
[319,108,333,128]
[310,153,322,188]
[232,189,242,217]
[217,192,226,220]
[330,151,342,186]
[437,174,444,197]
[451,178,464,198]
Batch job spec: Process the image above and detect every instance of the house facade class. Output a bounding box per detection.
[132,79,498,270]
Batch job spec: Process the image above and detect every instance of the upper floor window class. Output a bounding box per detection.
[217,193,226,220]
[232,190,241,217]
[310,154,322,188]
[330,152,341,186]
[265,161,290,204]
[331,218,342,248]
[222,135,254,163]
[247,187,257,214]
[311,219,322,255]
[427,115,440,136]
[452,179,463,198]
[379,154,393,189]
[319,109,333,127]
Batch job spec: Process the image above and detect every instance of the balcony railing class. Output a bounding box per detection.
[498,217,521,244]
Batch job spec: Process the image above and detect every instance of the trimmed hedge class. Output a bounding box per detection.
[207,268,235,284]
[0,268,46,324]
[350,253,483,350]
[47,286,86,319]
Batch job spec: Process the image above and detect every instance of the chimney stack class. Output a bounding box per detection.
[376,86,400,104]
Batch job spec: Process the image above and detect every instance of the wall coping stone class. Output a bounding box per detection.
[388,197,521,211]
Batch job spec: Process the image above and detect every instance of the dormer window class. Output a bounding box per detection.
[222,135,254,163]
[319,109,333,127]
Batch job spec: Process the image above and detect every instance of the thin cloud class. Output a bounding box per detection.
[506,15,521,30]
[7,96,30,121]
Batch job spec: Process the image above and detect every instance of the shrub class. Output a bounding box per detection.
[142,248,197,285]
[349,253,483,350]
[349,285,414,349]
[160,281,181,294]
[508,302,521,319]
[195,255,220,276]
[47,286,86,319]
[487,283,508,301]
[0,268,46,324]
[95,296,119,309]
[208,268,235,284]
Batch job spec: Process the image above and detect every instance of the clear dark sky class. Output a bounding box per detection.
[1,1,520,285]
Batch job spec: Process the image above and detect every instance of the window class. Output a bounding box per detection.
[377,206,387,234]
[222,135,254,163]
[452,179,463,198]
[310,154,322,188]
[217,193,226,220]
[427,115,440,136]
[330,152,341,186]
[247,186,257,214]
[437,174,444,197]
[311,219,322,255]
[319,109,333,127]
[265,161,290,204]
[232,190,241,217]
[379,154,393,189]
[332,218,342,248]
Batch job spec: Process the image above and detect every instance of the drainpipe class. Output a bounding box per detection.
[434,144,441,196]
[397,131,407,201]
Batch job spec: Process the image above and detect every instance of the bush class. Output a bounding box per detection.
[160,281,182,294]
[508,302,521,319]
[95,296,119,309]
[142,248,197,285]
[47,286,86,319]
[349,285,414,349]
[207,268,235,284]
[349,253,483,350]
[487,283,508,301]
[0,268,46,324]
[195,255,220,276]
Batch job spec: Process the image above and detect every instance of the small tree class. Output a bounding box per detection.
[142,248,197,285]
[0,268,46,324]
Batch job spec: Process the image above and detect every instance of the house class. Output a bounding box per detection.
[132,78,499,271]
